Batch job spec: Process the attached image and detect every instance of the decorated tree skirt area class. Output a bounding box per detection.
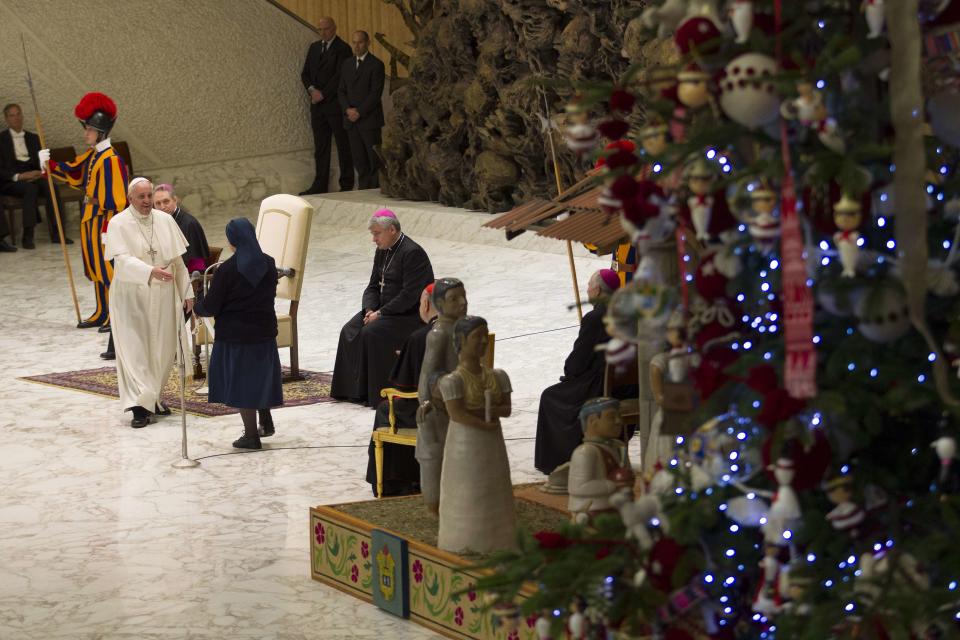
[310,485,568,640]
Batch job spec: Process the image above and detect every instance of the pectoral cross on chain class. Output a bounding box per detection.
[147,247,158,262]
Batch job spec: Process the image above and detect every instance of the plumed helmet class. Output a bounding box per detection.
[74,92,117,133]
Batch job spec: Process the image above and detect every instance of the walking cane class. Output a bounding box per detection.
[171,265,200,469]
[21,35,82,323]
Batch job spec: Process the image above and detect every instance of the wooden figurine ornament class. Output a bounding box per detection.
[436,316,516,554]
[762,457,802,545]
[748,183,781,254]
[685,159,717,242]
[780,79,823,124]
[639,122,669,158]
[833,194,862,278]
[645,309,694,471]
[863,0,885,39]
[677,64,713,110]
[416,278,468,514]
[823,474,865,534]
[752,543,783,616]
[567,397,634,522]
[728,0,754,43]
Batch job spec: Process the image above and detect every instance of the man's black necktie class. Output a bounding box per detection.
[356,57,361,70]
[320,41,327,55]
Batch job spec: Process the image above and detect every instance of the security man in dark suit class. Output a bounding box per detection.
[300,16,354,195]
[338,31,385,191]
[0,103,72,248]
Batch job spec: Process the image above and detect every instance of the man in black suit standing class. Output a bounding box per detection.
[0,103,72,248]
[338,31,385,191]
[300,16,354,195]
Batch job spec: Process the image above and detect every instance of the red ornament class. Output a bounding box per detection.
[674,17,723,57]
[74,92,118,120]
[605,149,639,170]
[594,140,637,170]
[609,88,636,113]
[534,531,572,550]
[609,174,640,200]
[597,118,630,141]
[647,537,685,592]
[761,430,832,492]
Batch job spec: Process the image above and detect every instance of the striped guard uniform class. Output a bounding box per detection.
[49,142,128,324]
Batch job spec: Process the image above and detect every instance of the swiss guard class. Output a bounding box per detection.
[40,92,129,334]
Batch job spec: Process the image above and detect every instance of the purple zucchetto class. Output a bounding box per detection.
[598,268,621,292]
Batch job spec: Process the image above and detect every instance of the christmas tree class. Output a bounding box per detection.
[476,1,960,638]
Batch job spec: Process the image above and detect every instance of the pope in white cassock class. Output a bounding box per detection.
[104,177,194,428]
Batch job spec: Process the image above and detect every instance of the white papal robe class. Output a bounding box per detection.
[105,207,193,412]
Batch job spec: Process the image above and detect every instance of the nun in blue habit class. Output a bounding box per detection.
[194,217,283,449]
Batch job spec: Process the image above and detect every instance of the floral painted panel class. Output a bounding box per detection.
[408,552,538,640]
[310,511,373,598]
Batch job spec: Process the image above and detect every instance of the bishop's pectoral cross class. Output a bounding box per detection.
[147,247,158,262]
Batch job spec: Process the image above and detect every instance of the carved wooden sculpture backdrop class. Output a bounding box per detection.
[379,0,649,212]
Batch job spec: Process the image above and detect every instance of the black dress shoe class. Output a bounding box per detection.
[258,423,275,437]
[51,236,74,245]
[0,240,16,253]
[298,187,325,196]
[232,435,262,450]
[21,238,35,249]
[130,406,152,428]
[154,402,172,416]
[100,350,115,360]
[98,324,111,333]
[77,319,104,329]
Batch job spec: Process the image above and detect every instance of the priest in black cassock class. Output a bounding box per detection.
[364,282,437,496]
[153,184,210,273]
[534,269,622,474]
[331,209,434,405]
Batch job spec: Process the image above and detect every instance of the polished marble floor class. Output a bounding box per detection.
[0,192,633,639]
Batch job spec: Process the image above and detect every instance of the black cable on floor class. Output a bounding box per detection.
[192,437,536,461]
[494,325,579,342]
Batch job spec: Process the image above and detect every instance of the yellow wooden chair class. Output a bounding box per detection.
[371,332,495,498]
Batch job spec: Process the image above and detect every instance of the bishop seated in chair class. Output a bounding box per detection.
[331,209,434,406]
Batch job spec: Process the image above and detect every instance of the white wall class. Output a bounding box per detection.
[0,0,320,212]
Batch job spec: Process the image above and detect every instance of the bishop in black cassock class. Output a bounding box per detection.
[153,185,210,273]
[331,210,433,405]
[534,269,623,475]
[172,205,210,273]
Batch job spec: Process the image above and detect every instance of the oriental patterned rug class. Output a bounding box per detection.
[19,366,334,417]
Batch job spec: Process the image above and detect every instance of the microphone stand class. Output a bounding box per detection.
[193,262,222,394]
[171,263,200,469]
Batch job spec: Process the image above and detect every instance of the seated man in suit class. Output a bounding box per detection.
[152,183,210,273]
[337,30,385,190]
[0,103,72,248]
